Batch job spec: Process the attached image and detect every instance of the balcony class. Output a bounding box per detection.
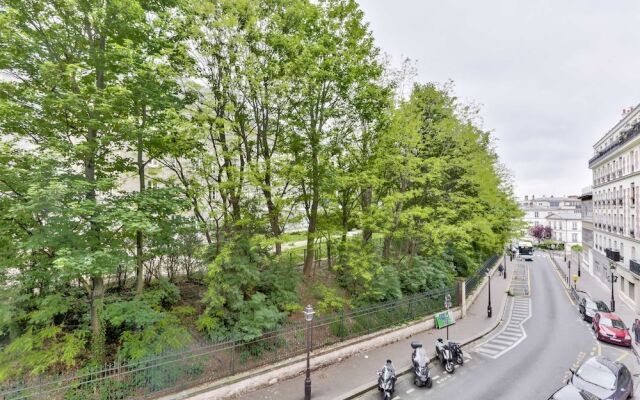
[631,229,635,237]
[631,259,640,276]
[605,248,621,262]
[608,225,612,232]
[613,226,617,233]
[590,121,640,168]
[619,198,624,206]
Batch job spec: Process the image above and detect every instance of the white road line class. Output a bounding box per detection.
[406,388,415,394]
[432,375,440,380]
[474,298,532,359]
[491,338,516,346]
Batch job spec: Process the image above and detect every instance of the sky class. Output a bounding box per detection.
[357,0,640,199]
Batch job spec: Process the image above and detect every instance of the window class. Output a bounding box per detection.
[572,222,577,230]
[633,247,636,260]
[621,276,625,292]
[572,233,578,242]
[534,211,539,218]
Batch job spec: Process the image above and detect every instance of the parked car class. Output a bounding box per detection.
[568,356,633,399]
[579,297,610,322]
[548,384,600,400]
[592,312,632,347]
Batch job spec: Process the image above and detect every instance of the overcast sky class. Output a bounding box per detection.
[358,0,640,198]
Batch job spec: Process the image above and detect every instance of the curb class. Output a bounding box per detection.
[341,274,514,399]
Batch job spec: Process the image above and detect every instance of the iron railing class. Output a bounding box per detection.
[1,255,497,400]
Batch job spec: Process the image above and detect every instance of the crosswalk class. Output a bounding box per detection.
[474,297,532,359]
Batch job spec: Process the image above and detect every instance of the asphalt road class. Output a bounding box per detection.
[354,253,640,400]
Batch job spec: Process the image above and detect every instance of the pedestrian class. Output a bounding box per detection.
[634,319,640,344]
[498,264,504,277]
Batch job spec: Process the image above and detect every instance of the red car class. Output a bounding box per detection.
[592,312,632,347]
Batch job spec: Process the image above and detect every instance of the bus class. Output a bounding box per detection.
[518,241,534,261]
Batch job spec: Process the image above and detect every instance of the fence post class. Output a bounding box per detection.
[458,278,467,318]
[231,339,236,375]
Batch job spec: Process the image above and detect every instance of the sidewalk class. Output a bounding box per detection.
[548,251,640,353]
[230,259,514,400]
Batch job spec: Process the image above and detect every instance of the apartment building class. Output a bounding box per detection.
[578,188,593,274]
[519,195,581,240]
[590,104,640,311]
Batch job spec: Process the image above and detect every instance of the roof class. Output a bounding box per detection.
[585,356,621,374]
[597,312,621,320]
[546,212,582,220]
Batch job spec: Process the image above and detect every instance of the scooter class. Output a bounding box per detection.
[435,338,455,374]
[410,341,433,388]
[448,340,464,365]
[377,361,396,400]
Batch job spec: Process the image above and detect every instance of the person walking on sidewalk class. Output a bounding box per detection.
[498,264,504,277]
[633,319,640,344]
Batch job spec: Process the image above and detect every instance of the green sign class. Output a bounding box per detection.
[434,310,456,329]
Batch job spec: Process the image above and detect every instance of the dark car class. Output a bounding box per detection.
[569,356,633,399]
[548,384,601,400]
[592,313,632,347]
[579,298,610,322]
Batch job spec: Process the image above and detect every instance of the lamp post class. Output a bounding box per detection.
[503,252,507,280]
[487,269,492,318]
[568,260,571,285]
[608,263,617,312]
[303,305,315,400]
[578,251,581,277]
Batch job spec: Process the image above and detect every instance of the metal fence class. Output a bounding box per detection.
[1,255,495,400]
[464,254,500,295]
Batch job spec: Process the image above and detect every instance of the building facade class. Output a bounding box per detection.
[519,195,582,242]
[546,212,582,246]
[590,104,640,312]
[578,188,593,274]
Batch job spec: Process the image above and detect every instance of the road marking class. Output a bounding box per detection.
[597,341,602,356]
[432,375,440,380]
[406,388,415,394]
[474,298,532,359]
[615,352,629,362]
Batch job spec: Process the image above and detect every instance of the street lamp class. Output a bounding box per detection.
[608,263,618,312]
[578,251,581,277]
[503,252,507,280]
[303,304,315,400]
[568,260,571,285]
[487,269,492,318]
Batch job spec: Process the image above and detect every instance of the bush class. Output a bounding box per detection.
[334,242,401,306]
[397,256,455,294]
[198,235,300,341]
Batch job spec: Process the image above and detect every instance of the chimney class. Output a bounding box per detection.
[622,107,634,117]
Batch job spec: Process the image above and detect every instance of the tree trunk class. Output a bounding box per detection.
[87,34,106,361]
[361,186,373,243]
[135,104,146,297]
[383,236,392,258]
[303,143,320,278]
[90,276,105,359]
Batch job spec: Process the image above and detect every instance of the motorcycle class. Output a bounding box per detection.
[448,340,464,365]
[377,361,396,400]
[435,338,455,374]
[411,341,433,388]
